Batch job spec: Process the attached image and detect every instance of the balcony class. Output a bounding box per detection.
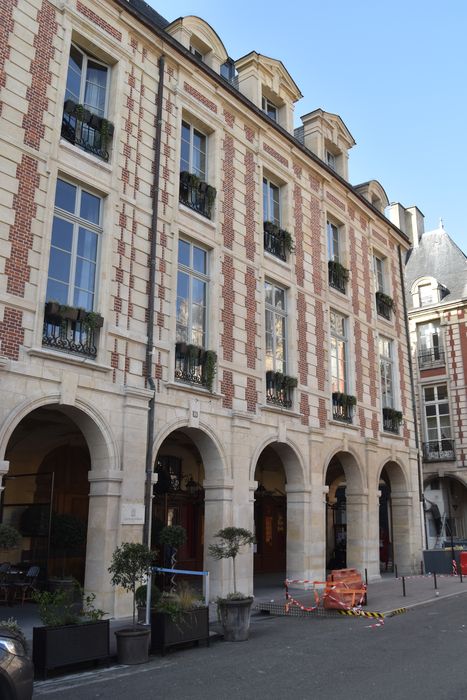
[266,371,297,409]
[382,407,402,434]
[61,100,114,162]
[422,440,455,462]
[331,392,356,423]
[174,343,217,391]
[375,291,393,321]
[43,302,103,359]
[263,222,294,261]
[418,346,445,368]
[179,172,216,219]
[328,260,348,294]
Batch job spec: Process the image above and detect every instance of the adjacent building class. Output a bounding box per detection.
[0,0,423,616]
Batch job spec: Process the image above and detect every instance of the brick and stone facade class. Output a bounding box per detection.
[0,0,423,615]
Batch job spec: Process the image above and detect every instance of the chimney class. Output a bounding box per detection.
[387,203,424,248]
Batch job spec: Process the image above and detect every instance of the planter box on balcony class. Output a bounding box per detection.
[33,619,109,679]
[150,607,209,655]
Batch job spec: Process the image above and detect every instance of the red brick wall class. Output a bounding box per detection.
[245,267,257,370]
[222,135,235,249]
[0,307,24,360]
[221,255,234,362]
[297,291,308,385]
[0,0,17,119]
[77,1,122,41]
[244,150,256,261]
[221,370,233,409]
[246,376,257,413]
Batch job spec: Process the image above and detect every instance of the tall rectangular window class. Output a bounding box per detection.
[379,337,394,408]
[265,281,286,374]
[423,385,454,460]
[263,178,281,226]
[46,179,101,311]
[262,96,278,122]
[65,44,109,117]
[327,222,340,262]
[330,310,347,393]
[374,256,385,293]
[418,321,444,366]
[176,239,208,347]
[180,121,207,181]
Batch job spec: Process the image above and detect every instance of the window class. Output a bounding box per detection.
[46,179,101,310]
[176,238,208,347]
[65,44,109,116]
[423,385,454,461]
[418,283,434,307]
[263,178,280,225]
[262,96,278,122]
[326,151,336,171]
[330,311,347,393]
[327,222,340,262]
[265,282,286,374]
[418,321,444,367]
[379,337,394,408]
[189,45,204,61]
[373,256,385,293]
[180,121,207,181]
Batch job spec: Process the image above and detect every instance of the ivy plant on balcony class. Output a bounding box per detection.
[63,99,115,147]
[263,221,295,253]
[44,302,103,329]
[375,291,394,308]
[266,371,298,390]
[179,171,217,214]
[328,259,349,280]
[332,391,357,407]
[382,407,403,424]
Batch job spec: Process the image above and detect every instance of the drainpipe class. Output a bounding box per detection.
[398,245,428,550]
[143,55,165,547]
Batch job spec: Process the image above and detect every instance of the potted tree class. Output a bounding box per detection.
[208,527,255,642]
[109,542,154,665]
[32,587,108,678]
[158,525,186,591]
[0,523,21,552]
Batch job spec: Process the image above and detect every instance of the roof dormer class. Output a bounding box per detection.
[298,109,355,180]
[354,180,389,214]
[234,52,302,133]
[166,16,228,73]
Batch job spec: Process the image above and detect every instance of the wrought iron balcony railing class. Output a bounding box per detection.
[266,371,297,409]
[331,392,356,423]
[328,260,348,294]
[382,407,402,434]
[61,101,114,162]
[375,292,393,320]
[42,303,103,359]
[422,440,455,462]
[174,343,217,391]
[263,222,294,261]
[418,347,445,368]
[179,172,216,219]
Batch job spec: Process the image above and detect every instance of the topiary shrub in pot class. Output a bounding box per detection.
[208,527,255,642]
[109,542,154,665]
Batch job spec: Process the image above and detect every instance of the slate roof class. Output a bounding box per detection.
[405,226,467,308]
[125,0,170,30]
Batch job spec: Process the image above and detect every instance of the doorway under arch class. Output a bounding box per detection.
[254,445,287,577]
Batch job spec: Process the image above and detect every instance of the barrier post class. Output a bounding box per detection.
[364,568,368,586]
[204,572,210,607]
[434,571,438,590]
[402,576,406,597]
[395,564,398,578]
[145,569,152,626]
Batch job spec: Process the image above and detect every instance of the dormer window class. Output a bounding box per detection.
[326,151,336,171]
[262,96,278,122]
[190,45,204,61]
[419,283,434,307]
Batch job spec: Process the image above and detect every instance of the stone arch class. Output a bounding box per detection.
[249,434,307,488]
[378,460,414,575]
[324,447,366,493]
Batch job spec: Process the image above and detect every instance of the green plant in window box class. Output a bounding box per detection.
[99,118,114,148]
[281,229,295,253]
[203,350,217,391]
[187,344,201,364]
[328,259,349,281]
[83,311,104,330]
[332,392,357,407]
[376,291,394,308]
[58,304,79,321]
[45,300,61,319]
[383,407,403,424]
[282,375,298,389]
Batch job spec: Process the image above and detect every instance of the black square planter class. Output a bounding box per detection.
[33,619,109,678]
[150,607,209,655]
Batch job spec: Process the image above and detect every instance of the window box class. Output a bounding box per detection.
[328,260,349,294]
[150,607,209,655]
[266,371,297,409]
[43,304,103,359]
[382,407,402,434]
[179,171,216,219]
[263,221,294,260]
[174,343,217,391]
[375,291,393,320]
[332,392,356,423]
[422,440,455,462]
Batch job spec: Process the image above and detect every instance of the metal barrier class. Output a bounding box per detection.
[144,567,210,625]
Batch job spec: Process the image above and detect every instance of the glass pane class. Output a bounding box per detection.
[192,278,206,306]
[263,179,269,221]
[178,240,190,267]
[180,138,190,172]
[80,192,100,225]
[192,147,206,180]
[66,46,82,102]
[48,248,71,283]
[51,217,73,251]
[265,329,273,355]
[438,403,449,416]
[193,246,206,274]
[46,279,68,305]
[424,387,435,402]
[176,299,188,328]
[77,228,98,261]
[274,287,285,310]
[177,271,189,300]
[84,61,107,115]
[176,323,188,343]
[425,405,436,417]
[265,282,273,305]
[437,385,448,401]
[73,288,93,310]
[265,309,273,336]
[271,185,280,225]
[75,259,96,292]
[191,327,204,347]
[55,180,76,213]
[191,304,205,334]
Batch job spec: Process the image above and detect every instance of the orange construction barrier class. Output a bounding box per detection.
[323,569,367,609]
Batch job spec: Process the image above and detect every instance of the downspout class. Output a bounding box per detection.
[398,245,427,550]
[143,55,165,547]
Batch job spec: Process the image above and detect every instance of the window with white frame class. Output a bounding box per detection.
[180,121,207,181]
[65,44,109,117]
[46,179,102,311]
[423,385,454,459]
[379,337,394,408]
[373,256,386,293]
[262,96,278,122]
[176,239,208,348]
[263,177,281,226]
[265,281,287,374]
[330,310,347,393]
[418,283,435,307]
[326,150,336,171]
[418,321,444,366]
[327,221,341,262]
[189,45,204,61]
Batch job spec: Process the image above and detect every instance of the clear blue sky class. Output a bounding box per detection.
[147,0,467,253]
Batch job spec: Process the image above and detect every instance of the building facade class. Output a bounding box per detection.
[0,0,423,616]
[392,206,467,550]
